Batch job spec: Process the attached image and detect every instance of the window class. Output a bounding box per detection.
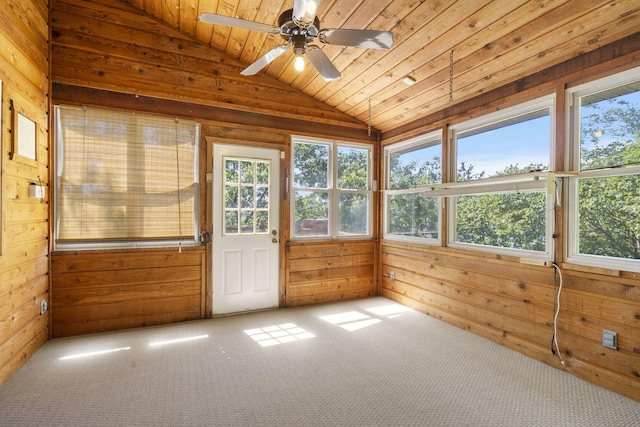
[448,97,555,257]
[567,67,640,272]
[455,106,551,182]
[292,136,371,239]
[384,132,442,243]
[54,105,200,249]
[223,158,271,235]
[452,192,547,252]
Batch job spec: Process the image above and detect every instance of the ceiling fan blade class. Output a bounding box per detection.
[240,45,289,76]
[293,0,321,27]
[306,46,340,81]
[199,13,279,34]
[319,29,394,50]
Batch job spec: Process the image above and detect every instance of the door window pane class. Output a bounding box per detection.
[224,186,238,208]
[241,211,255,233]
[225,159,239,182]
[241,186,254,208]
[225,211,239,234]
[256,186,269,209]
[241,161,254,183]
[256,211,269,233]
[224,157,270,235]
[256,161,269,184]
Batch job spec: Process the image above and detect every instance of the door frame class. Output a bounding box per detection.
[207,140,288,316]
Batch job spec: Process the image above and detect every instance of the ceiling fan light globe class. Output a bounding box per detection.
[294,55,305,72]
[305,1,318,19]
[293,0,321,27]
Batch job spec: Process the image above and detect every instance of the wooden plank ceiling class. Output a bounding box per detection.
[123,0,638,133]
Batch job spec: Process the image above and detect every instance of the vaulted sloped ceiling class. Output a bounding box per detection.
[122,0,640,134]
[55,0,640,135]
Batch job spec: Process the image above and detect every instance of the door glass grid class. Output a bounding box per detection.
[224,157,270,235]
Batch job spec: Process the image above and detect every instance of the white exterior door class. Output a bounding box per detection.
[212,144,280,315]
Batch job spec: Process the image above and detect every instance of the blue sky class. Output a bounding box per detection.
[457,115,551,176]
[392,116,550,178]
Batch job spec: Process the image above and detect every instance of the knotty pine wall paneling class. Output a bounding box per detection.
[50,248,206,337]
[0,0,50,385]
[380,39,640,402]
[286,240,376,306]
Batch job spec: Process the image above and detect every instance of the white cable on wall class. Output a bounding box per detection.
[551,263,566,366]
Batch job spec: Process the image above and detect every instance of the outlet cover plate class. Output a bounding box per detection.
[602,329,617,350]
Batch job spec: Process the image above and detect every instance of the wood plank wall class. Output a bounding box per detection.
[50,248,206,337]
[380,38,640,401]
[286,240,376,306]
[48,0,377,338]
[0,0,50,384]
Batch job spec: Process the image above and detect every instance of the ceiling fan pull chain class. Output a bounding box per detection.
[449,50,454,102]
[368,100,372,136]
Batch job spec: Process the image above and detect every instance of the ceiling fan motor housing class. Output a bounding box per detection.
[278,9,320,41]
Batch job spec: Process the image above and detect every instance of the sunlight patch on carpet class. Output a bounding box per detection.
[149,334,209,347]
[59,347,131,360]
[319,311,382,331]
[244,323,314,347]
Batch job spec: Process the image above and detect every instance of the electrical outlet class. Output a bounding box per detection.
[389,271,395,280]
[40,300,48,315]
[602,329,617,350]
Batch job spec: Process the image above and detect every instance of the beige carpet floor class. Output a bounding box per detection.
[1,297,639,426]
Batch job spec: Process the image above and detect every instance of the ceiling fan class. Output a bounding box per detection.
[199,0,394,81]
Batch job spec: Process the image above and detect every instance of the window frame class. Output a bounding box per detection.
[383,131,442,245]
[291,135,372,240]
[565,66,640,272]
[446,95,556,260]
[54,105,201,251]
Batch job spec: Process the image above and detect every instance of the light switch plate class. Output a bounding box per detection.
[29,184,45,199]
